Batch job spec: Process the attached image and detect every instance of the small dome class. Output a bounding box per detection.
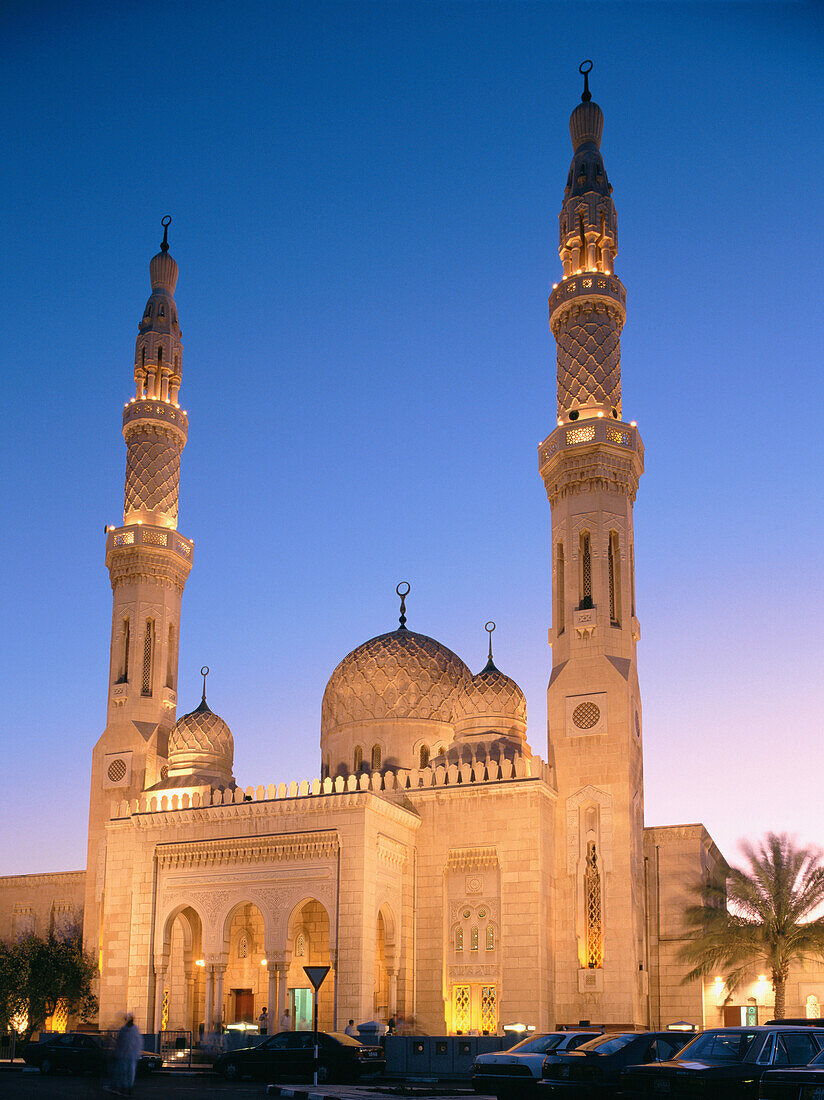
[321,629,470,733]
[570,99,603,151]
[149,249,178,294]
[168,696,234,785]
[453,658,527,743]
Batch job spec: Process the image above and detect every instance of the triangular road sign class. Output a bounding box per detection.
[303,965,330,991]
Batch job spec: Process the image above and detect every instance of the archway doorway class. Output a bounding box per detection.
[286,899,334,1031]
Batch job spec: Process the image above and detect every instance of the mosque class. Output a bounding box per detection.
[2,71,822,1037]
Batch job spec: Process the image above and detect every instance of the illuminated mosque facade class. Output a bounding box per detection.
[2,72,823,1036]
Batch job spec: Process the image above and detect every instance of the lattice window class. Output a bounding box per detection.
[455,927,463,952]
[486,925,495,951]
[556,542,565,635]
[470,926,479,952]
[354,745,363,772]
[295,933,306,957]
[481,986,497,1034]
[143,529,167,546]
[608,531,620,625]
[573,700,601,730]
[807,994,821,1020]
[371,744,382,771]
[238,935,248,959]
[606,426,631,445]
[161,989,169,1031]
[580,532,592,608]
[419,744,430,768]
[453,985,470,1033]
[166,623,175,689]
[117,618,130,683]
[114,531,134,547]
[141,620,155,696]
[567,425,595,445]
[584,842,603,968]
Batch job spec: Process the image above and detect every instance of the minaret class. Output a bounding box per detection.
[83,219,194,960]
[539,65,646,1025]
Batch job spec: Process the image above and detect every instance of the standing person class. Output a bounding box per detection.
[279,1006,291,1032]
[344,1019,357,1037]
[258,1006,268,1035]
[109,1014,142,1097]
[387,1016,396,1035]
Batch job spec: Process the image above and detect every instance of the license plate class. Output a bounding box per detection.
[654,1081,671,1093]
[365,1051,379,1058]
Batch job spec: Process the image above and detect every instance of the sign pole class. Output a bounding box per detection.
[302,965,331,1087]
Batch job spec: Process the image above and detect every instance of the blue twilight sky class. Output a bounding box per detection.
[1,1,823,877]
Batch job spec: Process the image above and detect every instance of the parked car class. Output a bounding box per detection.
[620,1025,824,1098]
[213,1029,385,1082]
[472,1031,602,1095]
[538,1030,691,1096]
[759,1042,824,1097]
[23,1031,162,1075]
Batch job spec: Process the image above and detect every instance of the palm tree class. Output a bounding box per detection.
[679,833,824,1018]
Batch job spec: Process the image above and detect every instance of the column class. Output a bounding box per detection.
[387,968,398,1018]
[267,964,279,1027]
[183,968,194,1033]
[213,964,227,1029]
[153,967,166,1034]
[278,968,288,1028]
[204,967,214,1034]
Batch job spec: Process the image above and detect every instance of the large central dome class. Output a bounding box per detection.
[322,629,470,733]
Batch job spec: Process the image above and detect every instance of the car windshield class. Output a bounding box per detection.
[327,1032,363,1047]
[577,1034,635,1055]
[811,1048,824,1066]
[509,1034,564,1054]
[678,1030,761,1062]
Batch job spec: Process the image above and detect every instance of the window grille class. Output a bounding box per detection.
[807,994,821,1020]
[354,745,363,771]
[471,926,479,952]
[371,744,382,771]
[165,623,175,689]
[295,933,306,957]
[608,531,620,625]
[486,925,495,951]
[419,744,430,768]
[238,936,248,959]
[481,986,497,1034]
[584,841,603,968]
[455,927,463,952]
[118,618,130,683]
[453,985,470,1033]
[557,543,565,634]
[141,620,154,696]
[580,532,592,606]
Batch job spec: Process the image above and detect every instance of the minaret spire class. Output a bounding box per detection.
[552,60,624,420]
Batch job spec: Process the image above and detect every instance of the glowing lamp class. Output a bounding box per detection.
[196,959,205,967]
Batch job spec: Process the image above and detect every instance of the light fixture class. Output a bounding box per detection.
[196,959,205,967]
[630,421,637,427]
[261,959,268,966]
[757,975,767,982]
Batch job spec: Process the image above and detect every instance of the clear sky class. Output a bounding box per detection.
[1,0,822,877]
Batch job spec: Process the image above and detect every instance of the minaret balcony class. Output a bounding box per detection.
[549,271,626,325]
[105,524,194,563]
[122,397,189,438]
[538,418,644,504]
[539,418,642,469]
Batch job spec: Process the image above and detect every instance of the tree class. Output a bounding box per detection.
[679,832,824,1018]
[0,929,97,1040]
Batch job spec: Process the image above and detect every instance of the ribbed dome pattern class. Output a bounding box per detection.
[321,630,470,732]
[149,249,179,293]
[168,698,233,766]
[453,661,527,733]
[570,99,603,150]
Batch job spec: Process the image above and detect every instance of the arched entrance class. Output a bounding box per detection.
[286,898,334,1031]
[220,902,267,1030]
[157,905,204,1034]
[374,905,397,1023]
